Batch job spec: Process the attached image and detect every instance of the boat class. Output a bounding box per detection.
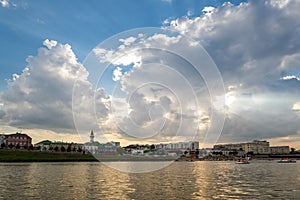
[236,158,250,164]
[277,158,296,163]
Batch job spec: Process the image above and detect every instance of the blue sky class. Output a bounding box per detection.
[0,0,246,91]
[1,0,300,148]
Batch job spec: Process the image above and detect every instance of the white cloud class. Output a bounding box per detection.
[0,0,17,8]
[90,0,300,144]
[112,67,122,81]
[281,75,300,81]
[187,10,193,17]
[0,0,9,7]
[267,0,291,9]
[119,37,136,46]
[92,30,225,144]
[93,47,141,67]
[1,40,110,134]
[2,0,300,146]
[162,0,300,142]
[43,39,57,49]
[202,6,215,15]
[293,102,300,111]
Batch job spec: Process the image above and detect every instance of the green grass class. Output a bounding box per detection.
[0,150,98,162]
[0,150,179,162]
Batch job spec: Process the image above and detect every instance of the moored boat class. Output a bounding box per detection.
[236,158,250,164]
[277,158,296,163]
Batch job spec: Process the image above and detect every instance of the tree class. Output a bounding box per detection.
[290,148,296,154]
[1,143,5,149]
[8,143,14,149]
[67,145,71,152]
[61,146,66,152]
[77,147,82,153]
[212,151,222,156]
[150,144,155,151]
[16,143,21,149]
[54,146,59,152]
[29,144,34,150]
[195,149,200,156]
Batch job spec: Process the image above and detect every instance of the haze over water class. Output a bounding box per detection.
[1,161,299,199]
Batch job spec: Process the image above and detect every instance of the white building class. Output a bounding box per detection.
[84,130,121,154]
[131,149,144,155]
[242,140,270,154]
[165,141,199,150]
[270,146,290,154]
[84,130,99,154]
[0,134,5,146]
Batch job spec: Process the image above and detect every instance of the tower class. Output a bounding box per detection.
[90,130,94,143]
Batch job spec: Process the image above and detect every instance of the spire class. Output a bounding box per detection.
[90,129,94,143]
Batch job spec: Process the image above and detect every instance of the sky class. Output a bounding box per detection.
[1,0,300,148]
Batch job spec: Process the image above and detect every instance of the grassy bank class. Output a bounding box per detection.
[0,150,179,162]
[0,150,98,162]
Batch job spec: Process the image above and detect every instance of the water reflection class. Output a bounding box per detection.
[126,162,198,200]
[0,161,299,199]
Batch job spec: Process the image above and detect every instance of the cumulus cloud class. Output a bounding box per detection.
[0,0,9,7]
[293,102,300,112]
[159,0,300,143]
[89,0,300,144]
[0,0,17,8]
[43,39,58,49]
[91,29,226,145]
[0,40,110,134]
[2,0,300,146]
[112,67,123,81]
[202,6,215,15]
[281,75,300,81]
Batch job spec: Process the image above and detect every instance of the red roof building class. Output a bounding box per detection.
[5,132,32,149]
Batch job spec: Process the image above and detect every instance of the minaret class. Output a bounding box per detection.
[90,130,94,143]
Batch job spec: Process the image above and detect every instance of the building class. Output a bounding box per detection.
[69,142,84,152]
[212,140,271,156]
[270,146,290,154]
[84,130,99,154]
[123,141,200,156]
[198,148,212,158]
[84,130,120,154]
[153,141,199,151]
[242,140,270,154]
[51,141,70,151]
[213,143,243,151]
[154,143,168,150]
[0,134,5,148]
[34,140,83,152]
[34,140,52,151]
[131,149,144,155]
[166,141,199,150]
[4,132,32,149]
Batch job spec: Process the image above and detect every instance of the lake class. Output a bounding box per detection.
[0,160,299,199]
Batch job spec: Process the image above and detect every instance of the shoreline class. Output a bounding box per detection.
[1,150,299,163]
[0,150,178,162]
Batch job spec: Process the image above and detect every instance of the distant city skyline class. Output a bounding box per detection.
[1,0,300,149]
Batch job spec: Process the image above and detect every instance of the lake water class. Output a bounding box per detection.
[0,160,299,199]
